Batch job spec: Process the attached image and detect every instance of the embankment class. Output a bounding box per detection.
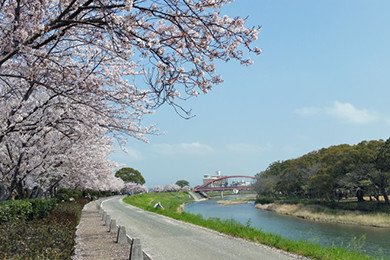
[255,203,390,228]
[217,197,255,205]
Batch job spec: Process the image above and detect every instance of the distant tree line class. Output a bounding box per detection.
[254,138,390,203]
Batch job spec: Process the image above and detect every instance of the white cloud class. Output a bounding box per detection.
[295,101,380,124]
[153,142,214,156]
[294,107,320,116]
[226,143,266,153]
[325,101,379,124]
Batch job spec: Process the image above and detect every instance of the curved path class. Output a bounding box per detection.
[102,196,305,260]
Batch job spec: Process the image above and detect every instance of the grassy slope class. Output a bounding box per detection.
[123,192,381,260]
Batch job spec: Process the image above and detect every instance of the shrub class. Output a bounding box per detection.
[0,201,86,259]
[29,199,57,220]
[0,199,57,223]
[56,188,83,201]
[255,196,275,204]
[0,200,32,223]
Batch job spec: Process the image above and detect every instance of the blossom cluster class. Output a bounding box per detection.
[163,184,182,192]
[0,0,260,200]
[151,184,190,193]
[125,182,148,194]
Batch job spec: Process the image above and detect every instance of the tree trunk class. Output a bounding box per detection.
[380,188,389,203]
[356,189,365,202]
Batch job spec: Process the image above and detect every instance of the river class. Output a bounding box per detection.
[185,197,390,258]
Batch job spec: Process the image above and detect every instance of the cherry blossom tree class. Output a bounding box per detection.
[151,185,164,193]
[163,184,181,192]
[57,134,126,192]
[124,182,148,194]
[0,0,260,200]
[181,185,191,191]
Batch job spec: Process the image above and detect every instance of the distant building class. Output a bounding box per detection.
[203,171,228,188]
[231,179,252,187]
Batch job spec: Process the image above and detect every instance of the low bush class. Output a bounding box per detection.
[56,188,83,202]
[0,200,32,223]
[0,198,57,223]
[0,201,86,259]
[255,196,275,204]
[55,188,121,201]
[319,201,390,213]
[29,198,57,220]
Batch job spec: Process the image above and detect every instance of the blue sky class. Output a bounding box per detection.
[110,0,390,188]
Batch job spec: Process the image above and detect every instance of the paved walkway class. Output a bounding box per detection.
[187,191,207,201]
[73,200,130,260]
[103,197,303,260]
[74,197,306,260]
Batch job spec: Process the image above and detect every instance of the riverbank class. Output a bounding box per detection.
[217,197,255,205]
[124,192,375,260]
[255,203,390,228]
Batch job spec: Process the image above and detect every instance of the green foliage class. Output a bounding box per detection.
[317,201,390,213]
[0,200,32,223]
[115,167,145,184]
[176,180,190,187]
[85,189,120,198]
[0,201,86,259]
[29,199,57,220]
[255,138,390,203]
[55,188,121,202]
[0,199,57,223]
[56,188,83,201]
[124,193,375,260]
[256,196,275,204]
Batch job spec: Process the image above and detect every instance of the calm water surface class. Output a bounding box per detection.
[185,198,390,258]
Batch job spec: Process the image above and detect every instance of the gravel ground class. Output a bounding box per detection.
[72,200,131,260]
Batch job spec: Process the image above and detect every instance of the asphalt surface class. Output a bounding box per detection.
[101,196,304,260]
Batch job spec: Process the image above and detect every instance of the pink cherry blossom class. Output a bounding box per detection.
[0,0,260,200]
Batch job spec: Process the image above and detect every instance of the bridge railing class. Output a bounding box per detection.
[194,186,252,192]
[193,175,255,192]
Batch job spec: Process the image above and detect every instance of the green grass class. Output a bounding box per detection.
[124,192,383,260]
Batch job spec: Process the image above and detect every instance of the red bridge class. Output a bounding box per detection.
[193,175,256,192]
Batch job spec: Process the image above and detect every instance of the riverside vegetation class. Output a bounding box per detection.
[254,138,390,204]
[252,138,390,229]
[124,192,379,260]
[255,196,390,228]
